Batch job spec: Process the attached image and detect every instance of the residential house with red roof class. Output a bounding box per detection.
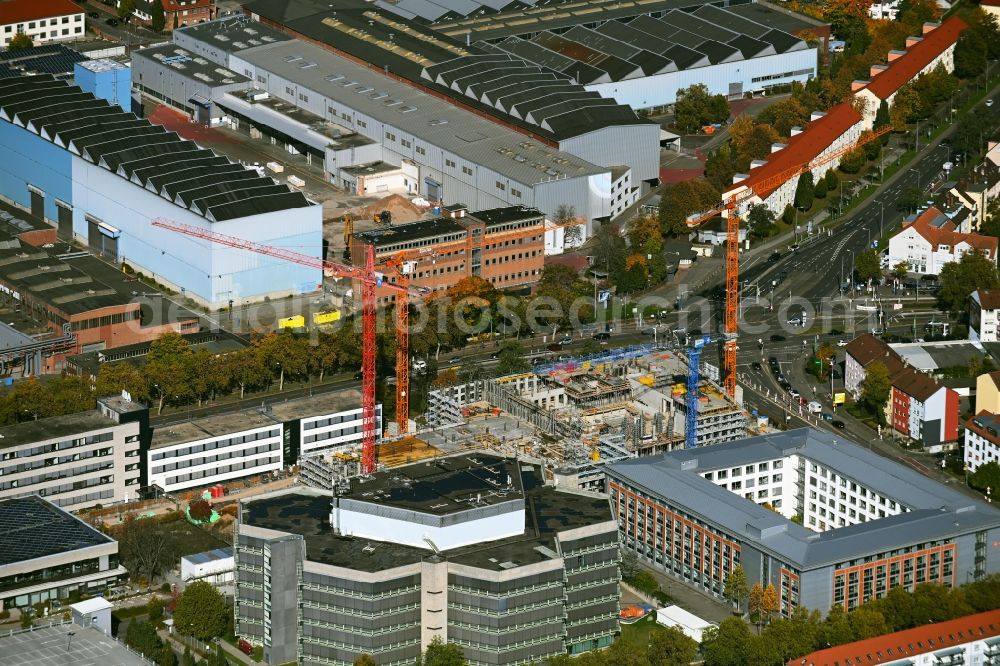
[790,610,1000,666]
[845,333,959,449]
[853,18,967,129]
[0,0,84,48]
[722,102,863,216]
[720,18,966,220]
[966,411,1000,473]
[971,289,1000,343]
[886,206,997,276]
[983,0,1000,21]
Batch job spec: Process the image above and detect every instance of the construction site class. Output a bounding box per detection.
[297,345,750,493]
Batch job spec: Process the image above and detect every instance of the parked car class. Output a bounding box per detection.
[837,339,848,346]
[560,335,573,344]
[832,420,846,429]
[770,334,786,342]
[105,17,118,25]
[412,359,427,371]
[88,11,99,17]
[821,413,834,421]
[593,332,611,340]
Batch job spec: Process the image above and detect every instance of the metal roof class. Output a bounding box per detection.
[234,39,606,185]
[607,428,1000,569]
[0,74,312,223]
[132,43,251,87]
[0,496,114,567]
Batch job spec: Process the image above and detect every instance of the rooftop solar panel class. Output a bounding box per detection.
[0,496,113,567]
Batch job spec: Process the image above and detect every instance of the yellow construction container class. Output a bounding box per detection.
[278,315,305,330]
[312,310,341,325]
[638,375,655,386]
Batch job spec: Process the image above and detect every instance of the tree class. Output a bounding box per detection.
[257,331,310,391]
[181,647,196,666]
[794,172,814,211]
[825,168,839,192]
[855,248,882,284]
[861,361,892,422]
[647,625,698,666]
[496,341,531,376]
[118,0,136,21]
[172,581,228,641]
[723,565,749,612]
[838,147,866,174]
[146,332,197,414]
[873,100,891,143]
[555,205,582,246]
[620,548,640,579]
[116,514,171,586]
[749,583,766,631]
[230,347,270,398]
[937,250,1000,315]
[421,637,468,666]
[782,204,795,226]
[730,115,780,166]
[747,204,776,240]
[813,175,828,200]
[151,0,166,31]
[354,655,377,666]
[96,362,149,403]
[674,84,729,133]
[969,461,1000,494]
[188,499,213,522]
[954,28,987,78]
[158,644,178,666]
[7,32,33,51]
[125,621,163,658]
[891,261,910,282]
[898,186,923,213]
[702,618,753,666]
[847,605,889,640]
[810,343,836,381]
[705,143,740,192]
[659,179,720,236]
[147,596,165,623]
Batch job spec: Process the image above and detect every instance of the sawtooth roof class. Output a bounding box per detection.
[0,74,313,222]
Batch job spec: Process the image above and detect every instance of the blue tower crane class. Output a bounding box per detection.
[686,336,712,449]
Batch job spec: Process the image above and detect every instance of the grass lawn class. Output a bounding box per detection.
[619,615,659,648]
[160,518,229,558]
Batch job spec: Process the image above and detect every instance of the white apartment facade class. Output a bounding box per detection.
[0,396,144,511]
[965,413,1000,473]
[148,416,283,493]
[971,289,1000,343]
[0,0,84,48]
[147,391,378,493]
[885,208,997,277]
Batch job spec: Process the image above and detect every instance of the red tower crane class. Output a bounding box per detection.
[150,218,408,474]
[686,124,892,397]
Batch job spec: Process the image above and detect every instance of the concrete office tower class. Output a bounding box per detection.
[235,453,620,665]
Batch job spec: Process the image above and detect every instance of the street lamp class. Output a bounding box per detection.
[878,200,885,238]
[909,168,921,193]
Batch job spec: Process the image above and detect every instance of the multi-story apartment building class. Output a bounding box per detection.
[793,610,1000,666]
[351,206,547,303]
[147,389,379,493]
[965,412,1000,473]
[0,0,84,48]
[607,428,1000,615]
[0,395,148,511]
[0,495,127,611]
[235,453,619,666]
[971,289,1000,343]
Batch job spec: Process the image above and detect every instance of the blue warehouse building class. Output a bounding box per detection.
[0,73,322,308]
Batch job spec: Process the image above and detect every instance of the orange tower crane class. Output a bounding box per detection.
[150,218,411,474]
[686,124,892,397]
[156,214,587,468]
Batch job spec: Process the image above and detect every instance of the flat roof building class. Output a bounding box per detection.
[147,388,378,492]
[236,452,620,665]
[0,495,126,611]
[607,428,1000,615]
[0,395,149,511]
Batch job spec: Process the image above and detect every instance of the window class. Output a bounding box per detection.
[416,146,425,155]
[358,119,366,128]
[385,131,396,141]
[401,139,411,148]
[445,159,456,168]
[298,92,309,102]
[496,181,506,191]
[511,188,522,198]
[462,166,472,176]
